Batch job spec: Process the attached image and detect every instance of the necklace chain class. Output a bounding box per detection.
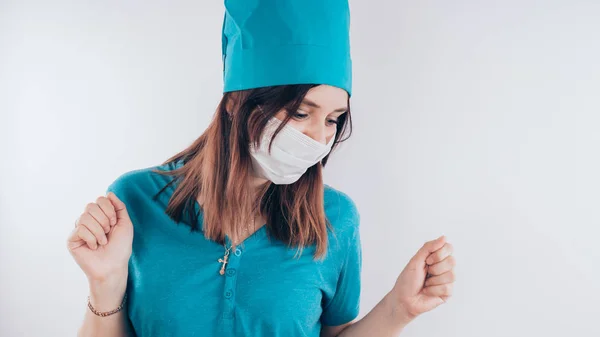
[218,215,256,276]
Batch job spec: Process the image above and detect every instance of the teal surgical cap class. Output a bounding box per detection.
[221,0,352,96]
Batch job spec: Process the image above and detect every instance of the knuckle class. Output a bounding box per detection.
[110,203,118,213]
[99,218,110,228]
[79,213,90,225]
[91,221,103,232]
[85,202,96,212]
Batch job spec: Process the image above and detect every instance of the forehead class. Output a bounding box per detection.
[303,85,348,108]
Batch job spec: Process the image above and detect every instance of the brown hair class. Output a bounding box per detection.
[153,84,352,259]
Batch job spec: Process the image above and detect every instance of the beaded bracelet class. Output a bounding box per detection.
[87,293,128,317]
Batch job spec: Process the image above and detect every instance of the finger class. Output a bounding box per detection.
[427,255,456,276]
[426,242,454,266]
[72,225,99,250]
[422,283,453,297]
[96,196,117,227]
[424,270,456,287]
[67,227,86,249]
[409,235,447,268]
[78,212,108,246]
[86,201,111,234]
[107,192,130,223]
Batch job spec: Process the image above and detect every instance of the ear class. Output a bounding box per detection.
[226,96,235,113]
[225,92,242,120]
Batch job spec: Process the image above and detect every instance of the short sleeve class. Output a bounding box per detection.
[104,168,146,209]
[105,171,133,198]
[320,225,362,326]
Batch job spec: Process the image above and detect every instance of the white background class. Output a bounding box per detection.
[1,0,599,336]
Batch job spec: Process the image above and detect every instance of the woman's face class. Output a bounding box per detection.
[274,85,348,145]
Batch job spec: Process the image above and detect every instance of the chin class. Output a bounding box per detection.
[270,177,302,185]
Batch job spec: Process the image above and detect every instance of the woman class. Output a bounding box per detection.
[68,1,456,336]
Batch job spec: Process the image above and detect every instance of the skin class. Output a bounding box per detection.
[250,84,346,185]
[67,84,455,337]
[246,85,456,337]
[240,84,348,243]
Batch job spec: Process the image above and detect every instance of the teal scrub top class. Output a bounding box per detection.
[106,160,362,337]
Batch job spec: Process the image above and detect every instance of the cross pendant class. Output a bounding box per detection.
[218,254,229,275]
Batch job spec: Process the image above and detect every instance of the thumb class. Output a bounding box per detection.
[410,235,446,268]
[107,192,132,225]
[421,290,447,310]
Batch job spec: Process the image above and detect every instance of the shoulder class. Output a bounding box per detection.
[106,162,176,204]
[323,184,360,237]
[323,185,362,270]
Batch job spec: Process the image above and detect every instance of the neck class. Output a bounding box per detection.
[249,171,270,194]
[247,170,270,231]
[197,168,271,243]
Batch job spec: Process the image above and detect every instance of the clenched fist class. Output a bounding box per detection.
[391,236,456,320]
[67,192,133,283]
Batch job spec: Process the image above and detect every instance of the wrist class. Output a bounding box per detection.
[88,267,128,287]
[385,290,417,326]
[88,272,128,312]
[88,285,127,313]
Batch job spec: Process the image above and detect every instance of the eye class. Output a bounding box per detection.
[292,111,309,120]
[327,119,339,126]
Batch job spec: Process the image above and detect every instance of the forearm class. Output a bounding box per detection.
[338,291,414,337]
[78,275,132,337]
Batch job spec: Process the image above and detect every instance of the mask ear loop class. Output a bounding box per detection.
[256,105,337,156]
[256,105,287,154]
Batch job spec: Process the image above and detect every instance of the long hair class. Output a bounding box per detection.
[153,84,352,259]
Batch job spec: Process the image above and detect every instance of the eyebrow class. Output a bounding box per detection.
[301,98,348,113]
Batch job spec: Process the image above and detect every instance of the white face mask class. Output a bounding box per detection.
[249,117,336,185]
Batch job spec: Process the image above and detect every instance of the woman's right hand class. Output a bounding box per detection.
[67,192,134,285]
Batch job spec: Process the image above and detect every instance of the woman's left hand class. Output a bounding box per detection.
[390,235,456,321]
